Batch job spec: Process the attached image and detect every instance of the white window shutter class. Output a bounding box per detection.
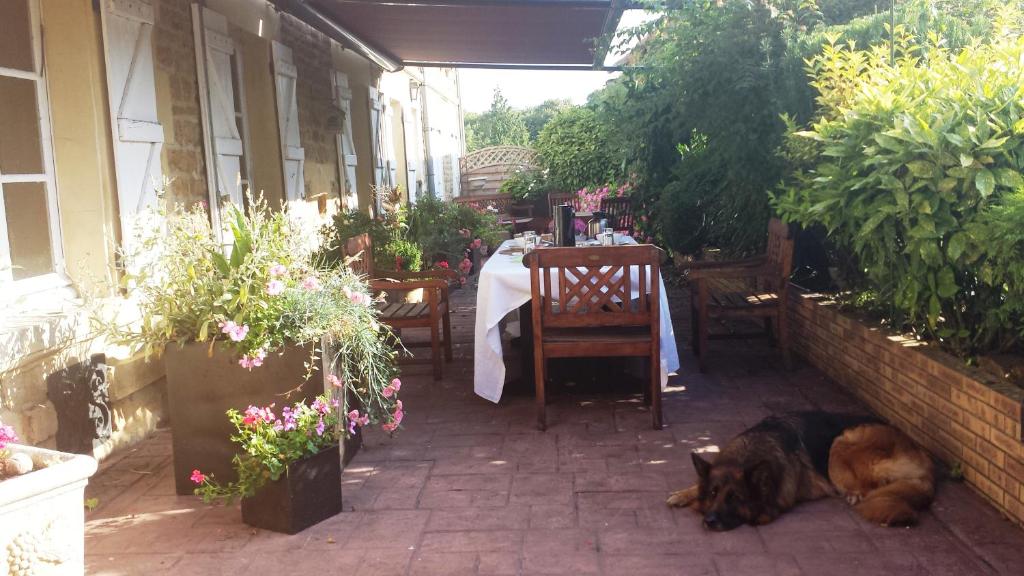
[193,6,247,214]
[99,0,164,237]
[368,86,385,200]
[382,100,398,189]
[333,71,358,210]
[272,42,304,201]
[402,106,420,202]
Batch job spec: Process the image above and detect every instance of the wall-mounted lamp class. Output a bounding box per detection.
[409,79,423,102]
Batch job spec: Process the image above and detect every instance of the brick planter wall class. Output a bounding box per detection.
[788,288,1024,525]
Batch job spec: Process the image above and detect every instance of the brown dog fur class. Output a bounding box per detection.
[667,412,935,530]
[828,423,935,526]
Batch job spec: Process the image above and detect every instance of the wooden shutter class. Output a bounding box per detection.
[193,5,249,216]
[332,71,358,210]
[368,86,385,198]
[99,0,164,236]
[272,42,304,201]
[402,105,420,202]
[382,99,398,188]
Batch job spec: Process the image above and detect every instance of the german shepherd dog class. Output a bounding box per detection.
[666,411,935,530]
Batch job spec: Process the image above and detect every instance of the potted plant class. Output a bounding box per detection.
[0,421,97,574]
[188,391,400,534]
[99,195,402,495]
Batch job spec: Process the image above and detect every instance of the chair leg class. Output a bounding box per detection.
[776,310,793,371]
[430,320,442,381]
[690,300,700,356]
[651,351,663,430]
[696,282,710,373]
[534,355,547,431]
[442,307,453,362]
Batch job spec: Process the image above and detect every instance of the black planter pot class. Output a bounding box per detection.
[164,343,321,495]
[241,444,343,534]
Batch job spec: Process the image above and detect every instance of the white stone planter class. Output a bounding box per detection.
[0,445,97,576]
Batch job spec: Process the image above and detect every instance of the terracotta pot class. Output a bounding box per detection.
[164,343,320,495]
[240,444,342,534]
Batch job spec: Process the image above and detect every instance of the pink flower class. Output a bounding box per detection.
[470,238,482,250]
[266,279,285,296]
[301,276,321,291]
[327,374,343,388]
[242,404,275,427]
[269,263,287,277]
[190,469,206,485]
[346,410,370,434]
[382,376,401,398]
[0,424,17,450]
[436,261,449,269]
[219,321,249,342]
[238,348,266,370]
[459,277,467,286]
[459,228,471,238]
[344,287,372,307]
[459,258,472,275]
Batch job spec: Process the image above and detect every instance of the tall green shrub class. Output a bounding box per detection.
[772,13,1024,354]
[535,106,620,192]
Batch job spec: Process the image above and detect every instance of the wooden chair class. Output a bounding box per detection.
[525,245,663,431]
[547,191,578,217]
[344,234,455,380]
[599,196,635,235]
[686,219,795,373]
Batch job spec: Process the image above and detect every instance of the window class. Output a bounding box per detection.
[0,0,63,288]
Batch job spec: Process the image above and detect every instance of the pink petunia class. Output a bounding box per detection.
[190,469,206,485]
[269,263,287,277]
[390,378,402,392]
[219,321,249,342]
[327,374,343,388]
[301,276,321,291]
[436,261,449,269]
[266,279,285,296]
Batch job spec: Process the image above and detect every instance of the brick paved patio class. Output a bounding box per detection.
[84,278,1024,575]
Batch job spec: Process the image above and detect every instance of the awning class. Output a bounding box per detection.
[271,0,628,72]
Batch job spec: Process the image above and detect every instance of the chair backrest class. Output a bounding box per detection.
[599,196,634,233]
[344,233,375,279]
[547,191,577,217]
[525,245,661,330]
[454,193,514,215]
[763,218,795,292]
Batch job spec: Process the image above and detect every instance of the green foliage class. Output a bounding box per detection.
[465,89,530,152]
[98,195,401,432]
[535,106,621,192]
[378,238,423,272]
[407,194,506,267]
[498,168,552,202]
[521,99,573,141]
[772,14,1024,355]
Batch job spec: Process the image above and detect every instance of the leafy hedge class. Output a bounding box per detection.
[535,107,621,193]
[772,13,1024,355]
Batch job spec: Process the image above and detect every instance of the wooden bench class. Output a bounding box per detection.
[686,218,795,372]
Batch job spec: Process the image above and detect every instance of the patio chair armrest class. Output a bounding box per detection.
[684,255,767,270]
[687,264,773,280]
[369,278,447,295]
[381,268,460,282]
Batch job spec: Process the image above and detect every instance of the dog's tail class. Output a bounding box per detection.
[854,478,934,527]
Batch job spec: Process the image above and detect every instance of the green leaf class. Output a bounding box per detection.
[994,168,1024,190]
[959,153,974,167]
[976,169,995,197]
[937,267,958,298]
[906,160,935,178]
[947,232,967,261]
[944,132,966,147]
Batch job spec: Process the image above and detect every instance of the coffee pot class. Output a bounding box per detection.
[587,212,609,240]
[553,204,576,247]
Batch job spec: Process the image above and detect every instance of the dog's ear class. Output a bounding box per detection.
[745,460,775,501]
[691,452,712,480]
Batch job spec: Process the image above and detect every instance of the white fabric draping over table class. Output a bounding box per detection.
[473,238,681,403]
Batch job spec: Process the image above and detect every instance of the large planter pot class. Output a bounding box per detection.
[164,343,321,495]
[0,444,97,575]
[240,444,342,534]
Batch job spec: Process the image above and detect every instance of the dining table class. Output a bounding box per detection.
[473,236,681,403]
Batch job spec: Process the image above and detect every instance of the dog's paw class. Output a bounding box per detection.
[666,486,699,508]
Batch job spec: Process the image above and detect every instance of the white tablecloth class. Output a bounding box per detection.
[473,239,681,403]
